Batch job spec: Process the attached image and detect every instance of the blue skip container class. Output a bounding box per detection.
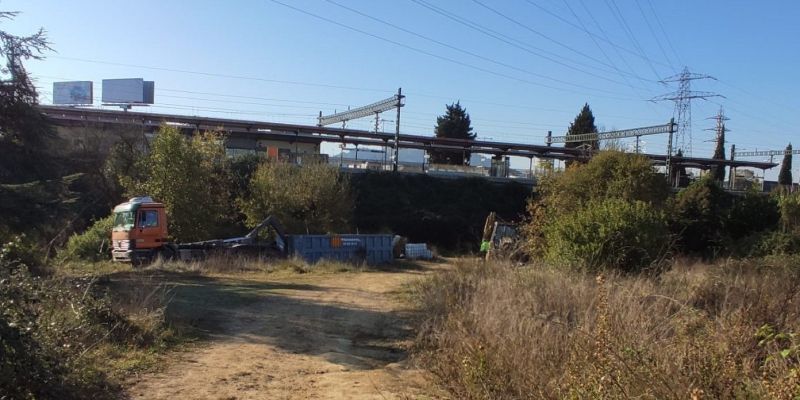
[286,234,394,265]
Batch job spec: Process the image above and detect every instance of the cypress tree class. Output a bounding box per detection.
[778,143,793,186]
[565,103,599,151]
[711,122,726,182]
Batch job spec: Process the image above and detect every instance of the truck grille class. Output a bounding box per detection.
[113,240,130,250]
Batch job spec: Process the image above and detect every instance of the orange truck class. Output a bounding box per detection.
[110,196,286,264]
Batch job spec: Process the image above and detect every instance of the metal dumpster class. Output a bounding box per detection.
[286,234,394,265]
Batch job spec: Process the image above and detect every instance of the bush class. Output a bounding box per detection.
[60,216,114,262]
[239,161,353,234]
[543,198,669,272]
[525,151,671,267]
[725,190,780,240]
[670,176,732,256]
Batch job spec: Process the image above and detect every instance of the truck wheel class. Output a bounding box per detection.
[158,246,176,262]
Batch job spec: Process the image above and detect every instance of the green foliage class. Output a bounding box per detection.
[0,12,55,184]
[537,151,670,214]
[526,151,671,266]
[543,198,669,272]
[778,143,793,186]
[429,101,476,165]
[670,176,732,255]
[60,216,114,262]
[564,103,598,151]
[778,190,800,233]
[124,126,232,242]
[724,190,780,240]
[351,172,530,252]
[239,161,353,234]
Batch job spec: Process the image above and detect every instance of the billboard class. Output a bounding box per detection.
[53,81,93,105]
[101,78,154,104]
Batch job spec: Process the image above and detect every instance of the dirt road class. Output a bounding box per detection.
[126,263,446,399]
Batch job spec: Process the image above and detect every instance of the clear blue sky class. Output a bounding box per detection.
[4,0,799,177]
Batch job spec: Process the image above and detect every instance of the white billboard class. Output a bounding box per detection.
[53,81,93,105]
[102,78,154,104]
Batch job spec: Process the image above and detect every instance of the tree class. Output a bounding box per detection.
[428,101,476,165]
[125,126,233,242]
[778,143,793,187]
[239,162,353,234]
[565,103,599,152]
[0,11,54,183]
[711,123,726,182]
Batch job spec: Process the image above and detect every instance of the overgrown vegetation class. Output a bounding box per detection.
[239,161,353,234]
[412,258,800,399]
[1,238,176,399]
[120,126,234,242]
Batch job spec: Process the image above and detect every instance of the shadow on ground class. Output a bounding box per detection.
[102,263,431,371]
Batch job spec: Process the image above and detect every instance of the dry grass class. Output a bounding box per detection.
[412,257,800,399]
[149,254,375,276]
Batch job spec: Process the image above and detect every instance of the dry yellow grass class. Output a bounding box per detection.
[411,257,800,399]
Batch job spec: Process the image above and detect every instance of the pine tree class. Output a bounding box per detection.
[428,101,476,165]
[711,122,726,182]
[0,11,54,183]
[778,143,793,186]
[565,103,599,151]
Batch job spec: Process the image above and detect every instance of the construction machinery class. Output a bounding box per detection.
[481,212,524,261]
[110,196,393,265]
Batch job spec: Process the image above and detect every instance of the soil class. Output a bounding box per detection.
[125,262,448,399]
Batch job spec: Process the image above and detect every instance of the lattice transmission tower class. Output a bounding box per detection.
[651,67,723,157]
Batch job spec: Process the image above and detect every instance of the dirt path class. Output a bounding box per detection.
[126,263,447,399]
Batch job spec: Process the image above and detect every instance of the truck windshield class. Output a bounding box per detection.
[113,211,135,230]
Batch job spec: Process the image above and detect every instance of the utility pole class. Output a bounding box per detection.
[393,87,404,172]
[651,67,723,157]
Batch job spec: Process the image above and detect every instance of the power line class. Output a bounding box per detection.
[266,0,636,99]
[603,0,662,81]
[50,56,391,93]
[645,0,683,67]
[559,0,650,106]
[470,0,656,86]
[324,0,643,92]
[409,0,654,86]
[633,0,676,71]
[522,0,672,71]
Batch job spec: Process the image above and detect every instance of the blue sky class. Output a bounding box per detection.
[4,0,799,177]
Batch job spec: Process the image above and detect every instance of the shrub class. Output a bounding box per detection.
[669,176,732,256]
[542,198,669,272]
[239,161,353,234]
[123,126,233,242]
[725,190,780,240]
[60,216,114,262]
[536,150,670,214]
[525,151,670,259]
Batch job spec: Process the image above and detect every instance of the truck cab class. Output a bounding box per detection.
[111,196,169,263]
